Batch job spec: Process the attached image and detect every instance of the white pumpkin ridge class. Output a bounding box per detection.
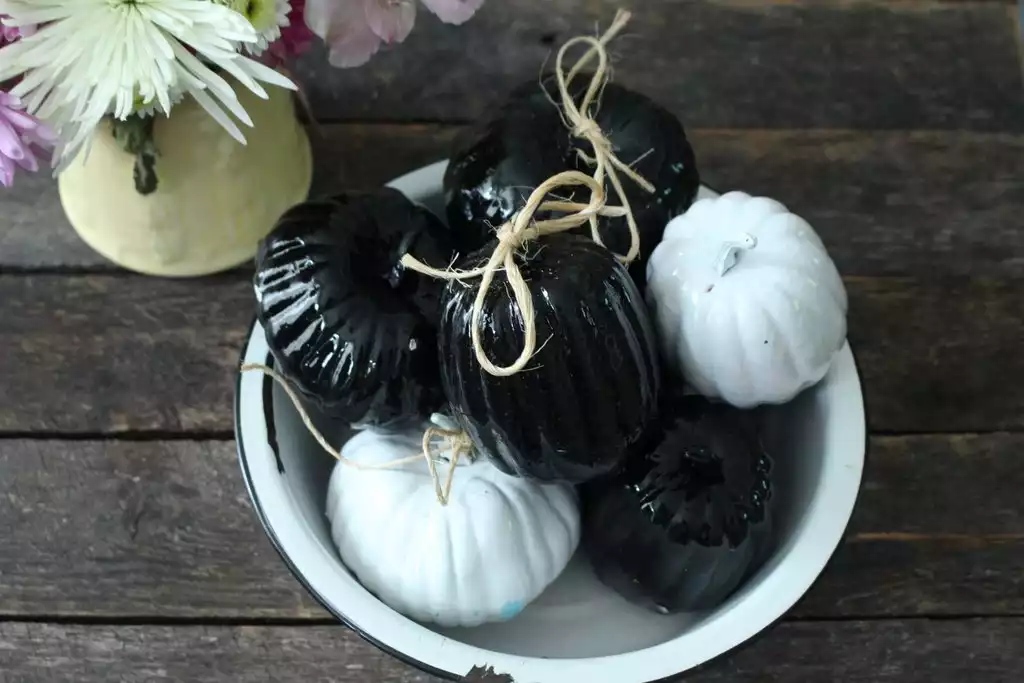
[326,426,581,628]
[647,190,848,407]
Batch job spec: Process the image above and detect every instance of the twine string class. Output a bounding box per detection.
[400,9,654,378]
[241,363,472,506]
[422,425,475,506]
[402,170,609,377]
[242,10,658,504]
[553,9,655,264]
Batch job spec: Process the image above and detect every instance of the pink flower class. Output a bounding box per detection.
[0,91,55,187]
[263,0,317,67]
[305,0,484,68]
[0,15,34,45]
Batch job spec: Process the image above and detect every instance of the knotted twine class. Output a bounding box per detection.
[241,363,474,506]
[400,8,655,378]
[241,10,656,506]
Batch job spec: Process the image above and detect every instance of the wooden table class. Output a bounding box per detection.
[2,1,1023,681]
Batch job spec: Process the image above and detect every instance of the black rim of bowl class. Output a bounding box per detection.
[234,183,870,682]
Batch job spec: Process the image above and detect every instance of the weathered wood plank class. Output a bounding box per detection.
[0,174,105,269]
[0,275,249,433]
[0,440,322,619]
[848,433,1024,535]
[293,0,1024,130]
[692,130,1024,277]
[846,277,1024,432]
[3,127,1023,275]
[0,274,1021,434]
[1,435,1020,619]
[797,535,1024,617]
[0,619,1021,683]
[793,434,1024,617]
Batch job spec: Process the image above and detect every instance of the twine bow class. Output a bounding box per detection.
[242,363,474,506]
[241,10,656,505]
[553,9,655,264]
[400,9,655,378]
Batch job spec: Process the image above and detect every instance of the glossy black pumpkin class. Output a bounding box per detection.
[582,394,774,613]
[439,233,661,483]
[444,75,700,289]
[253,189,455,431]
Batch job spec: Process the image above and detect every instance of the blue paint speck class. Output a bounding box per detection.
[498,600,524,620]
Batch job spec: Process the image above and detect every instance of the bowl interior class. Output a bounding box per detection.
[269,374,828,659]
[237,160,865,680]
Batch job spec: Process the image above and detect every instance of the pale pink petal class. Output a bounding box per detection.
[14,144,39,172]
[305,0,384,68]
[1,105,41,132]
[364,0,416,44]
[328,24,382,67]
[420,0,484,25]
[305,0,372,46]
[0,115,25,160]
[1,13,34,44]
[26,120,56,144]
[0,155,15,187]
[0,88,52,185]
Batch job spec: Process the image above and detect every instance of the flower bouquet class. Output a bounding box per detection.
[0,0,484,275]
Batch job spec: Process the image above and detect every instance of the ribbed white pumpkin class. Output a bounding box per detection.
[326,426,581,628]
[646,191,848,408]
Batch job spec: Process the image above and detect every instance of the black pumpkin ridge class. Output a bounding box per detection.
[253,188,455,432]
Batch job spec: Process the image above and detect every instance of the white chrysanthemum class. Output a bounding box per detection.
[214,0,291,54]
[134,88,186,118]
[0,0,297,166]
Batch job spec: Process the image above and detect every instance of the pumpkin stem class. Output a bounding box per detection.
[715,233,757,277]
[241,363,476,507]
[421,426,475,506]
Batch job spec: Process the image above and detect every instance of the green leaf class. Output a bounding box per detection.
[110,114,153,156]
[133,148,158,195]
[110,115,160,195]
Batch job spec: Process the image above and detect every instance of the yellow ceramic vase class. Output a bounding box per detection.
[57,80,312,277]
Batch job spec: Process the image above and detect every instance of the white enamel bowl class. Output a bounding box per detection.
[235,160,867,682]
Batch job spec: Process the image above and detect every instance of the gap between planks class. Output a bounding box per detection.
[1014,0,1024,85]
[1,613,1021,627]
[4,428,1024,440]
[705,0,1016,9]
[0,430,236,441]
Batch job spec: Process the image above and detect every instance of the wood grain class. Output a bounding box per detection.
[794,433,1024,617]
[0,275,249,433]
[692,130,1024,277]
[846,277,1024,432]
[0,440,322,619]
[0,274,1021,434]
[4,127,1023,275]
[1,435,1020,619]
[0,619,1022,683]
[292,0,1024,130]
[0,174,105,270]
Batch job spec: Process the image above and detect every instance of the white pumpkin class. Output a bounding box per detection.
[326,425,581,628]
[646,190,848,407]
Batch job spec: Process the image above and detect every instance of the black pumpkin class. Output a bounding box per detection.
[443,75,700,289]
[253,189,455,431]
[439,233,661,483]
[582,394,774,613]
